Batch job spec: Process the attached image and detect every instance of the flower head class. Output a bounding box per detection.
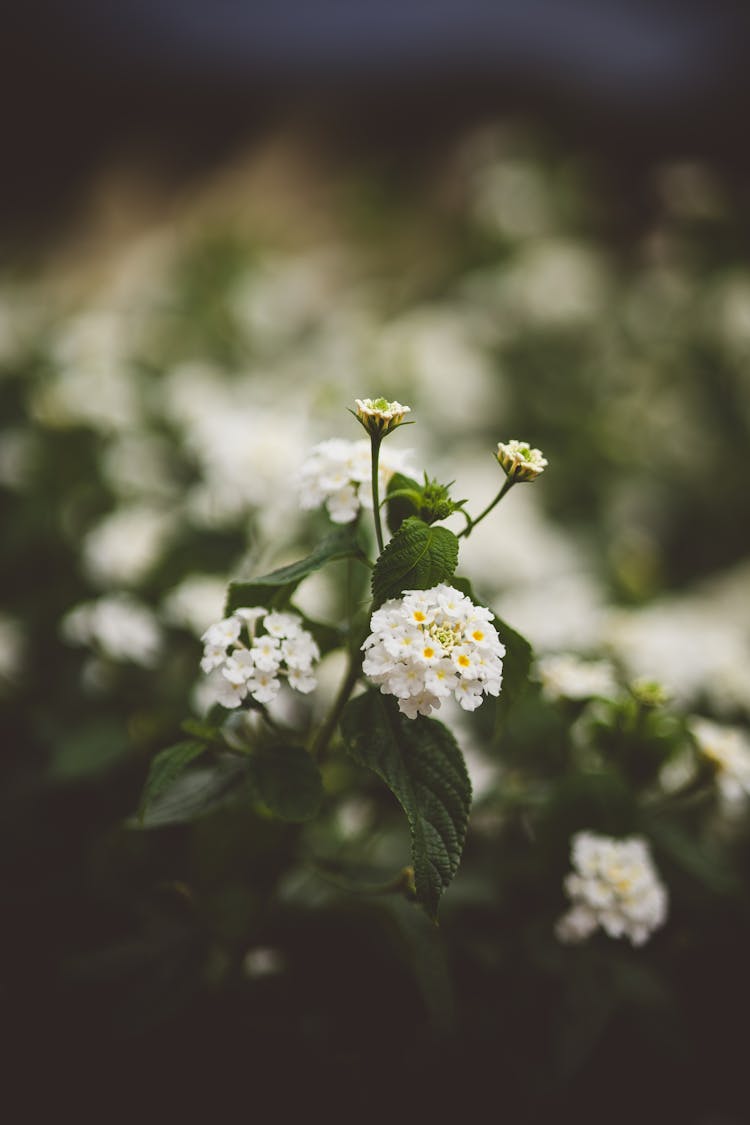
[556,831,668,947]
[353,397,411,437]
[496,439,548,482]
[690,716,750,807]
[199,606,319,709]
[362,583,505,718]
[298,438,416,524]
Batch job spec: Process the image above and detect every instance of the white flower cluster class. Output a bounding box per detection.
[556,831,668,947]
[61,595,162,667]
[200,608,320,709]
[536,653,618,701]
[362,583,505,719]
[690,716,750,807]
[298,438,416,524]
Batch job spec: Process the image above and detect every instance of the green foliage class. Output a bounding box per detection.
[341,690,472,921]
[138,739,209,820]
[135,755,250,828]
[371,517,459,606]
[385,472,465,531]
[225,525,366,613]
[247,743,324,822]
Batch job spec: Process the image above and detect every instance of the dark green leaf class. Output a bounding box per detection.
[248,743,324,821]
[134,756,249,829]
[225,525,366,614]
[341,690,472,920]
[385,472,422,533]
[372,517,459,606]
[138,739,208,820]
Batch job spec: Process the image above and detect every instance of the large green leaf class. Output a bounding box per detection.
[341,690,472,921]
[225,525,366,614]
[371,517,459,606]
[138,739,208,820]
[248,743,324,822]
[134,756,249,829]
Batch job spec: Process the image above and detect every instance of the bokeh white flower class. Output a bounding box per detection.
[200,607,320,709]
[61,595,162,667]
[298,438,417,525]
[556,831,668,947]
[689,716,750,807]
[536,653,618,702]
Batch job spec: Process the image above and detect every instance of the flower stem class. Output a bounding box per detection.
[310,648,363,761]
[370,434,385,554]
[458,476,515,539]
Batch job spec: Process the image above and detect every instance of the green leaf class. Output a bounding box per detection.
[138,739,208,820]
[135,756,249,829]
[341,690,472,921]
[371,517,459,606]
[225,525,366,614]
[248,743,324,822]
[385,472,422,533]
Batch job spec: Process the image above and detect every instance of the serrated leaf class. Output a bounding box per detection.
[341,690,472,920]
[371,517,459,606]
[248,743,324,822]
[225,525,366,614]
[139,739,208,819]
[134,756,249,829]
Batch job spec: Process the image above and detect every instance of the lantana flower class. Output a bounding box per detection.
[353,396,411,437]
[496,439,548,482]
[689,716,750,806]
[298,438,416,524]
[556,831,668,946]
[200,608,320,709]
[361,583,505,718]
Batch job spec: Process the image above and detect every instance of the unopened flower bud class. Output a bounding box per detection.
[354,397,411,437]
[496,439,548,482]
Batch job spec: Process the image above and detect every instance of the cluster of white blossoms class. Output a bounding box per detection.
[556,831,668,947]
[298,438,416,524]
[536,653,618,701]
[362,583,505,719]
[200,608,320,709]
[689,716,750,807]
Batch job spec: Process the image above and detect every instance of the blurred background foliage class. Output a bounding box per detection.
[3,8,750,1117]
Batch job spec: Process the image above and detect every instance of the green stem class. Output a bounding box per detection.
[310,649,363,761]
[370,435,385,554]
[458,476,515,539]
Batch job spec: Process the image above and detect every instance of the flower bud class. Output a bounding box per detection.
[353,397,411,438]
[495,439,548,482]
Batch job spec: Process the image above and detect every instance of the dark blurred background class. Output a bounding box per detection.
[4,0,750,245]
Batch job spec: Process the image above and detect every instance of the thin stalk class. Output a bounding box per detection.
[370,434,385,554]
[310,649,363,761]
[458,476,515,539]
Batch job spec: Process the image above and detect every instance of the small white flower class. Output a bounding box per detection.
[496,439,548,482]
[199,605,320,707]
[690,716,750,807]
[536,653,618,701]
[298,439,417,525]
[361,583,505,719]
[556,831,668,947]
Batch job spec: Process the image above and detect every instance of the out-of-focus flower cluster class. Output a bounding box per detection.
[556,831,669,946]
[298,439,417,525]
[362,584,505,718]
[200,608,320,709]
